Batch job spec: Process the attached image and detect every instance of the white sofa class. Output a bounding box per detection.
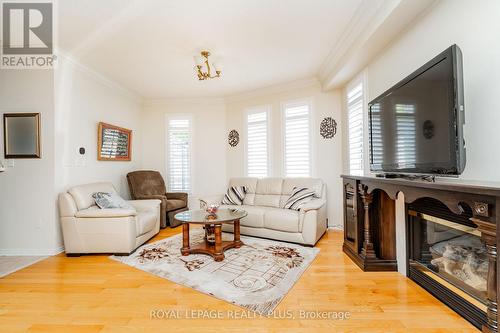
[58,182,161,256]
[200,177,327,246]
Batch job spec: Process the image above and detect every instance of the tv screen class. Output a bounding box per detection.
[369,45,466,176]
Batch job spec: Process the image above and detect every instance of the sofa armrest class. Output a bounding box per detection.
[59,192,78,217]
[198,195,224,208]
[128,199,161,212]
[75,206,137,218]
[166,192,188,203]
[299,199,326,212]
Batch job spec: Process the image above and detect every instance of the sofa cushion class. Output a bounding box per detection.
[221,204,265,228]
[282,187,316,210]
[69,182,118,211]
[280,178,323,207]
[75,206,137,218]
[92,192,132,209]
[221,186,247,205]
[136,211,157,236]
[264,207,300,233]
[166,199,186,212]
[254,178,283,208]
[229,178,258,205]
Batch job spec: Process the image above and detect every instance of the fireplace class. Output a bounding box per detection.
[408,198,488,329]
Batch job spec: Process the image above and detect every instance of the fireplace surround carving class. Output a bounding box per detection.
[342,175,499,333]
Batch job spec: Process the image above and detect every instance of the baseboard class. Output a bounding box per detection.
[328,225,343,231]
[0,246,65,256]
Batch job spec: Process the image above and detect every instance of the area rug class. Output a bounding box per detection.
[110,229,319,315]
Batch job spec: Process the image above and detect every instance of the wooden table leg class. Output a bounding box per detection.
[181,223,190,256]
[214,224,224,261]
[234,219,243,248]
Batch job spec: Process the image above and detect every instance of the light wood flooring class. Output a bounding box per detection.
[0,228,478,333]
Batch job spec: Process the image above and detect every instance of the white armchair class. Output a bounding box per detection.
[58,182,161,256]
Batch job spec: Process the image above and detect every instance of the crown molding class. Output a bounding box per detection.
[318,0,435,90]
[142,97,226,109]
[224,77,321,104]
[55,49,143,104]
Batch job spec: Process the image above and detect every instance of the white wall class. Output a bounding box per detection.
[54,57,143,198]
[225,79,344,227]
[141,99,227,207]
[348,0,500,274]
[0,57,143,255]
[367,0,500,181]
[0,70,59,254]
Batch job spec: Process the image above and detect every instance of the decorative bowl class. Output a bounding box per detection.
[205,203,219,214]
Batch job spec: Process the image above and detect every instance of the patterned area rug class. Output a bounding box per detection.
[111,229,319,315]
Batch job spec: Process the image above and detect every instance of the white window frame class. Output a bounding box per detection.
[245,105,271,178]
[281,98,313,177]
[346,75,367,176]
[165,114,193,193]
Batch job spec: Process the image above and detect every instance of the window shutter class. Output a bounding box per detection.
[246,108,269,177]
[347,82,364,175]
[369,102,384,168]
[395,104,416,167]
[168,118,191,192]
[284,102,311,177]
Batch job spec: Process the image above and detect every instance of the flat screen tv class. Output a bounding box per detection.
[368,44,466,176]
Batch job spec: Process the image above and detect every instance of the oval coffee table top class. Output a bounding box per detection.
[175,208,247,225]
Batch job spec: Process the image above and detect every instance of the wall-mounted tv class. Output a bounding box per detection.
[368,44,466,176]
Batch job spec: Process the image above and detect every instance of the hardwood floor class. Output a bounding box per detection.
[0,229,478,333]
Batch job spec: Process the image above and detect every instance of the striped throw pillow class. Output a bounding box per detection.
[283,187,315,210]
[221,186,247,205]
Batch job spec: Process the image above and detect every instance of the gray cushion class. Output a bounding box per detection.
[92,192,133,209]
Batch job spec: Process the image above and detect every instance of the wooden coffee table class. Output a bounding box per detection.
[175,209,248,262]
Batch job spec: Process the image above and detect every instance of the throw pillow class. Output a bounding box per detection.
[92,192,133,209]
[283,187,315,210]
[221,186,247,205]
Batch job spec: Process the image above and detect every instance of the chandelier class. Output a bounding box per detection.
[194,51,221,80]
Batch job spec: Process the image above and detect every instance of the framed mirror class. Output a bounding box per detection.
[3,113,41,158]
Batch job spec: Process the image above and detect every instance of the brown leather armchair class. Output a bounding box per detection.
[127,170,188,228]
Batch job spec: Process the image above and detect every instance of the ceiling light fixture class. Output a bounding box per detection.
[194,51,221,81]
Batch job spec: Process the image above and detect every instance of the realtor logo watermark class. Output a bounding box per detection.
[1,1,55,69]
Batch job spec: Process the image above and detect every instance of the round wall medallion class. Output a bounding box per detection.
[320,117,337,139]
[423,120,435,139]
[228,129,239,147]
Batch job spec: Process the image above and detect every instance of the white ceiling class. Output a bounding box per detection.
[58,0,366,99]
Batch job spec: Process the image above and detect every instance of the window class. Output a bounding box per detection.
[246,107,269,177]
[395,103,417,167]
[347,82,364,175]
[369,102,384,168]
[167,118,191,192]
[283,101,311,177]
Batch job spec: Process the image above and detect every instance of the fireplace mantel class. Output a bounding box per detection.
[341,174,500,333]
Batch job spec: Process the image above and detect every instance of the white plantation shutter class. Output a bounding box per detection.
[369,102,384,168]
[284,102,311,177]
[246,108,269,177]
[395,104,417,167]
[168,118,191,192]
[347,82,364,175]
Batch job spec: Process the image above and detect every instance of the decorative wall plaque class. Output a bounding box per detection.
[423,120,435,139]
[97,122,132,161]
[320,117,337,139]
[228,129,239,147]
